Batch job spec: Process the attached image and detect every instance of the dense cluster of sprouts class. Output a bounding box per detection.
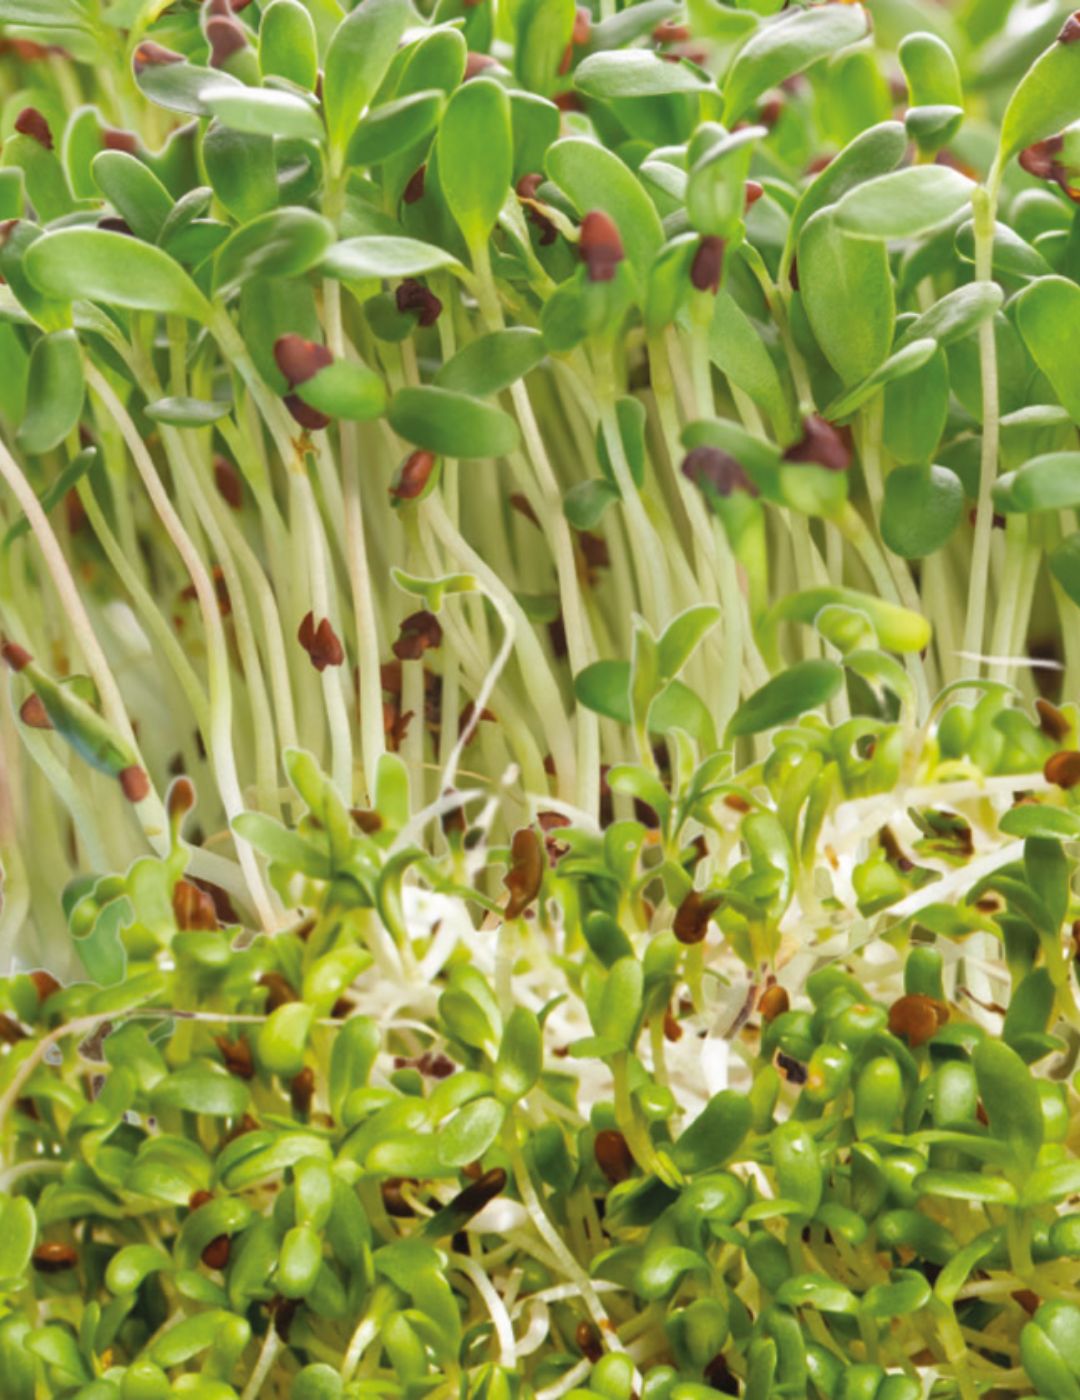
[5,0,1080,1397]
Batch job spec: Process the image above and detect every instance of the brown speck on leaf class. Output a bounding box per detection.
[576,1320,604,1362]
[464,51,498,79]
[298,611,345,671]
[19,694,51,729]
[207,14,248,67]
[167,775,196,822]
[579,210,624,282]
[214,455,243,509]
[0,1014,27,1045]
[504,827,543,918]
[119,765,150,803]
[30,969,61,1002]
[275,334,333,388]
[393,609,443,661]
[133,41,184,71]
[396,277,442,327]
[759,983,789,1022]
[391,449,437,501]
[516,173,559,245]
[682,444,758,498]
[259,971,298,1011]
[889,993,947,1048]
[173,878,219,931]
[285,389,331,425]
[674,888,722,944]
[783,416,852,472]
[594,1128,634,1183]
[290,1066,315,1116]
[704,1353,739,1395]
[1045,749,1080,788]
[691,235,725,293]
[32,1242,78,1273]
[445,1167,507,1220]
[724,793,752,813]
[102,126,138,153]
[215,1035,254,1080]
[403,164,426,203]
[351,807,383,834]
[1036,698,1071,742]
[382,1178,417,1217]
[14,107,53,150]
[654,20,691,43]
[201,1235,231,1270]
[1,640,32,672]
[1058,9,1080,41]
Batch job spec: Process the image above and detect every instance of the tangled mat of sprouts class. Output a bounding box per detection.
[5,0,1080,1397]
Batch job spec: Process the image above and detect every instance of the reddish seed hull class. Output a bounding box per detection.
[579,210,624,282]
[118,765,151,803]
[274,334,333,388]
[14,107,53,150]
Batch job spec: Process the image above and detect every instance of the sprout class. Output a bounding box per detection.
[2,1,1080,1397]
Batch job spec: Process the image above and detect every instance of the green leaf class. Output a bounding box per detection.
[995,452,1080,513]
[546,137,665,278]
[324,0,411,155]
[297,360,388,423]
[825,338,938,421]
[104,1244,171,1295]
[672,1091,751,1173]
[494,1007,542,1102]
[91,150,173,243]
[24,229,209,319]
[722,4,870,124]
[347,90,444,168]
[388,385,520,458]
[439,1096,506,1168]
[997,22,1080,167]
[998,804,1080,839]
[834,165,973,239]
[151,1062,251,1118]
[770,1122,823,1216]
[727,660,843,739]
[799,210,893,386]
[260,0,319,92]
[1014,277,1080,423]
[323,235,459,281]
[575,660,631,722]
[575,51,715,99]
[914,1170,1018,1203]
[657,605,721,680]
[514,0,575,96]
[593,956,644,1050]
[709,290,798,438]
[0,0,89,24]
[133,56,238,118]
[895,281,1004,350]
[256,1002,315,1079]
[787,120,908,258]
[0,1196,35,1280]
[438,78,513,251]
[564,479,619,529]
[768,587,931,652]
[1051,532,1080,608]
[881,463,964,559]
[973,1037,1043,1172]
[202,83,324,142]
[860,1270,931,1318]
[434,328,545,397]
[16,330,84,455]
[144,397,232,428]
[214,208,335,294]
[776,1274,858,1313]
